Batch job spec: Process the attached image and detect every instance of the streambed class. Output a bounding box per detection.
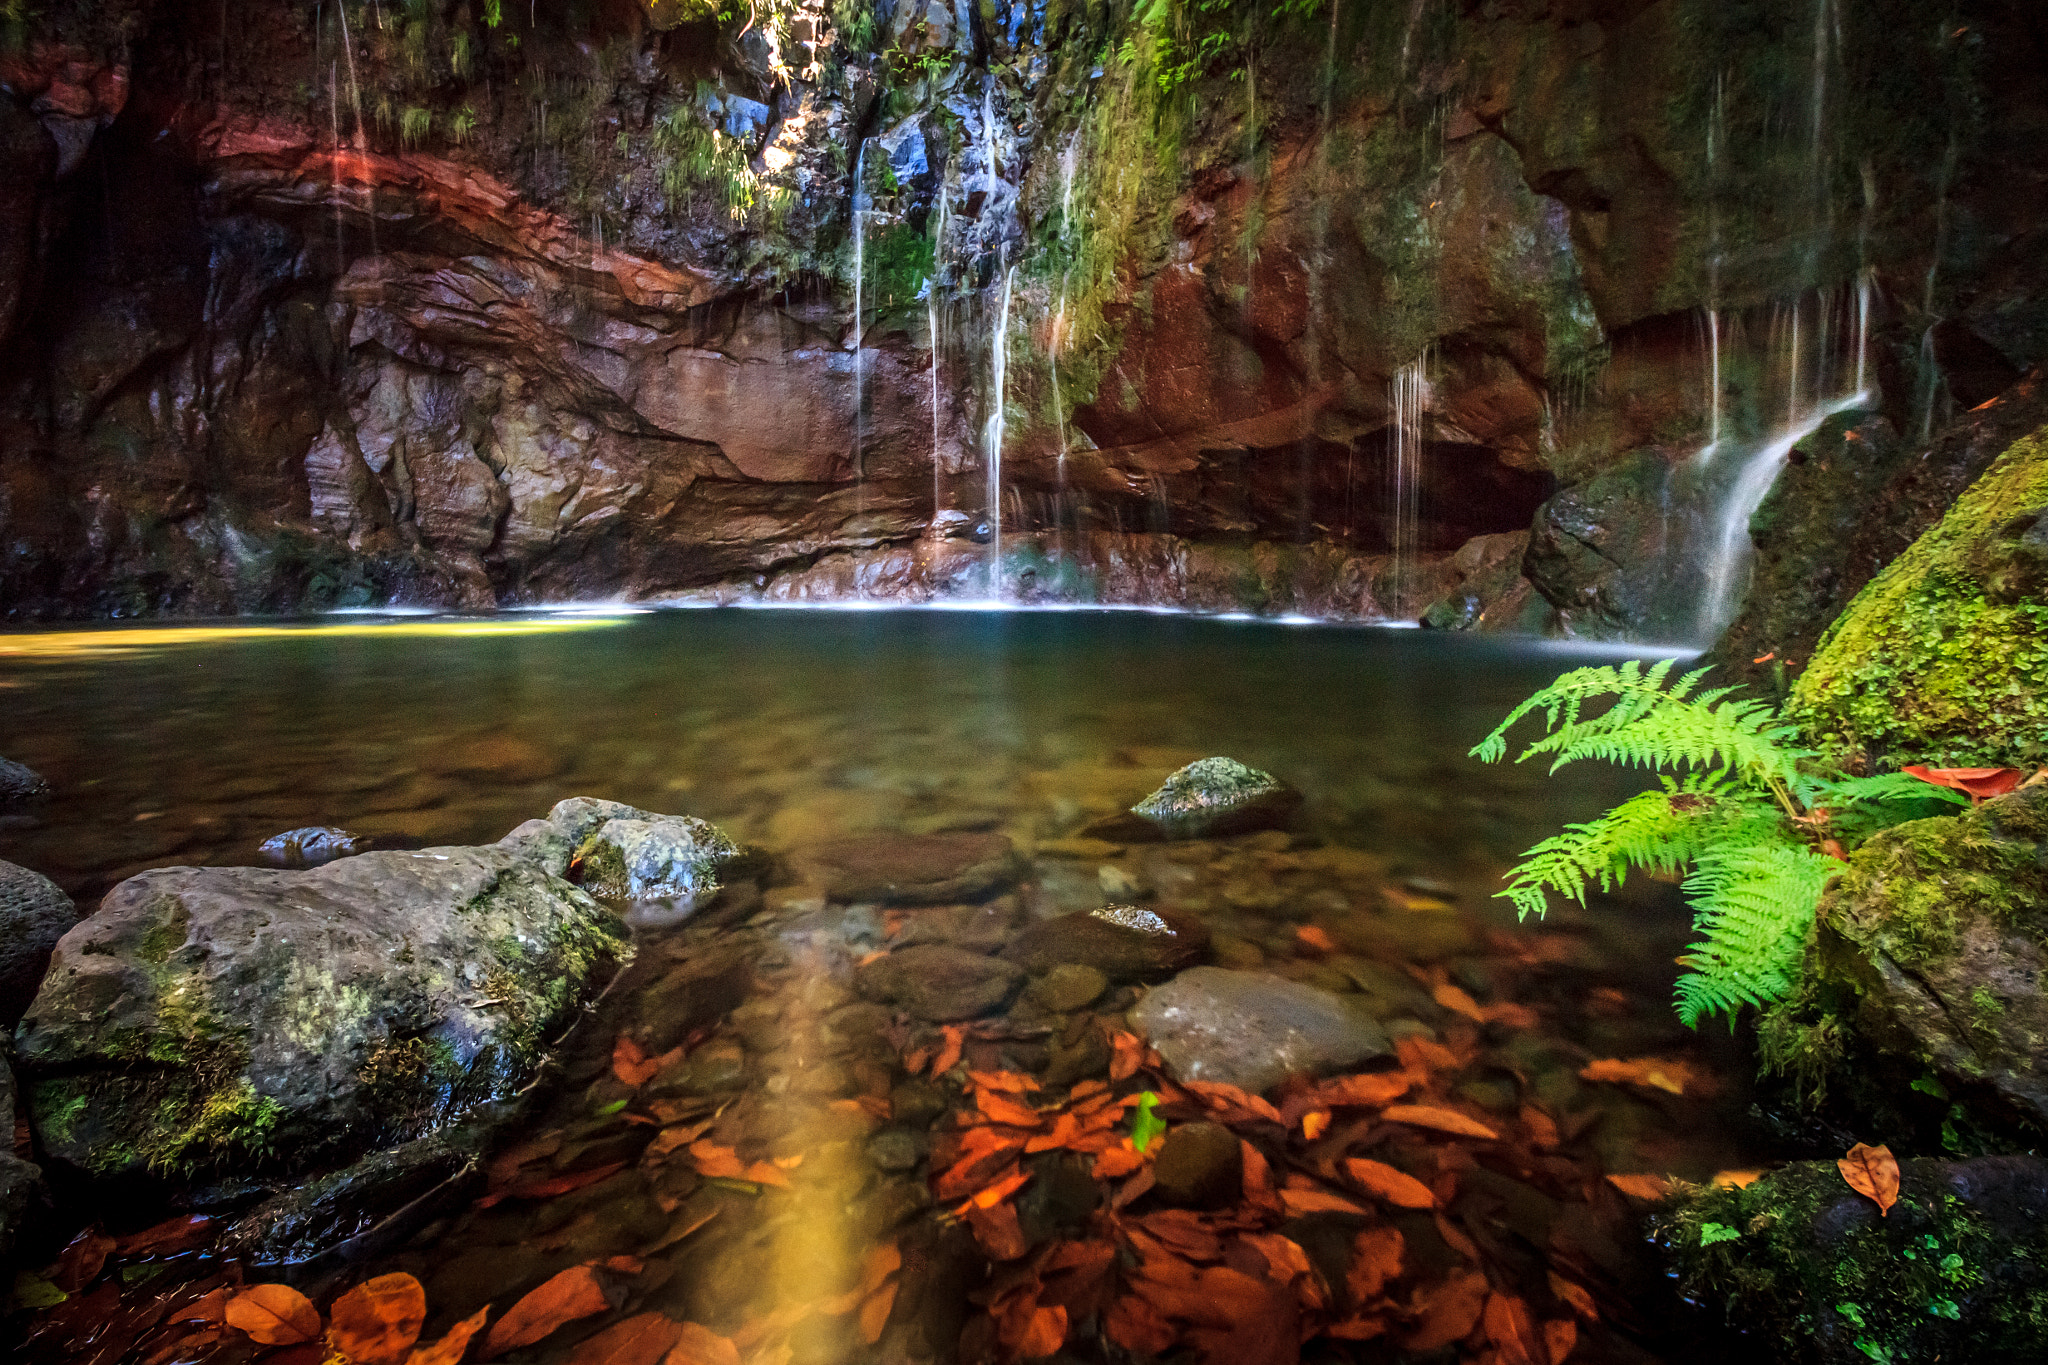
[1,609,1752,1363]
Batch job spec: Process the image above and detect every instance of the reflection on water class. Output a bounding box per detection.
[1,610,1744,1363]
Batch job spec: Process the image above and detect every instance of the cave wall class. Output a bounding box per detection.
[0,0,2043,628]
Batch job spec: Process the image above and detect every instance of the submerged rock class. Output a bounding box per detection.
[1132,966,1391,1095]
[1151,1120,1241,1208]
[1002,904,1210,982]
[854,944,1024,1022]
[0,1051,41,1257]
[15,821,629,1182]
[1026,963,1108,1013]
[0,860,76,1029]
[259,825,371,868]
[1128,758,1302,840]
[796,832,1025,904]
[551,797,747,914]
[0,758,50,813]
[1664,1154,2048,1363]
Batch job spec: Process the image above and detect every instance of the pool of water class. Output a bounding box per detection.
[1,609,1748,1364]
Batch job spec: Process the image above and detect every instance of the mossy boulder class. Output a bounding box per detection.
[1779,782,2048,1137]
[13,814,631,1183]
[1661,1155,2048,1363]
[1126,758,1302,840]
[550,796,749,912]
[1790,424,2048,769]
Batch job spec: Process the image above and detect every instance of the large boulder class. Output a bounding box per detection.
[1792,782,2048,1134]
[1131,967,1390,1095]
[1125,758,1301,840]
[550,796,749,911]
[0,860,77,1029]
[14,814,630,1182]
[1791,423,2048,770]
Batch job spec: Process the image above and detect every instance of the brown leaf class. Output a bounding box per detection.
[479,1160,627,1208]
[51,1226,116,1293]
[1240,1140,1279,1211]
[1344,1157,1436,1209]
[614,1036,660,1088]
[858,1283,897,1345]
[1432,1211,1481,1262]
[1838,1142,1900,1216]
[1545,1272,1598,1322]
[1604,1173,1671,1201]
[961,1166,1033,1212]
[1519,1105,1561,1149]
[1106,1295,1176,1355]
[1483,1291,1546,1365]
[482,1265,614,1357]
[1183,1080,1284,1125]
[1093,1143,1147,1180]
[1902,765,2026,803]
[1544,1317,1580,1364]
[1295,925,1338,955]
[327,1273,428,1365]
[741,1161,791,1189]
[1401,1270,1488,1352]
[173,1287,234,1327]
[930,1025,966,1077]
[1382,1104,1499,1140]
[687,1141,746,1180]
[1578,1057,1695,1096]
[404,1307,490,1365]
[113,1214,214,1259]
[225,1284,323,1346]
[1109,1031,1146,1083]
[1278,1185,1369,1216]
[1432,983,1488,1022]
[660,1322,742,1365]
[967,1070,1040,1094]
[1312,1072,1415,1109]
[967,1202,1030,1261]
[1025,1112,1082,1153]
[1346,1225,1405,1304]
[564,1313,686,1365]
[975,1090,1044,1127]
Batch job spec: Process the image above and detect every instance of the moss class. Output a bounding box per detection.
[1790,425,2048,769]
[1660,1159,2048,1362]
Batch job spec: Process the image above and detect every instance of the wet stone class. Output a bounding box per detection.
[891,1078,950,1127]
[0,859,75,1029]
[1132,966,1393,1095]
[259,825,370,868]
[855,944,1024,1022]
[649,1039,748,1097]
[1027,963,1109,1013]
[891,898,1024,954]
[1151,1120,1243,1209]
[1042,1028,1111,1088]
[1001,904,1211,982]
[866,1127,925,1172]
[0,757,52,812]
[795,832,1025,905]
[1126,758,1303,839]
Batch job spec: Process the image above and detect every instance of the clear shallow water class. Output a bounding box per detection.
[0,610,1749,1364]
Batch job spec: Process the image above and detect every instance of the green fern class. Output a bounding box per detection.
[1474,661,1966,1028]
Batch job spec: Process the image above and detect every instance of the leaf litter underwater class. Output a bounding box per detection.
[0,613,1775,1364]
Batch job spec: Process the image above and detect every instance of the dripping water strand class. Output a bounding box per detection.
[984,265,1015,595]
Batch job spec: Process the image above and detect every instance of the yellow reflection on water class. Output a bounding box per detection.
[0,617,632,658]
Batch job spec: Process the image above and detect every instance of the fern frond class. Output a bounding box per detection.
[1673,841,1840,1028]
[1469,661,1813,798]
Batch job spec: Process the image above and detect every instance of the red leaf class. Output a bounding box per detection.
[113,1214,214,1259]
[1346,1225,1405,1304]
[967,1203,1030,1261]
[482,1265,614,1357]
[613,1036,660,1088]
[563,1312,684,1365]
[1401,1270,1488,1352]
[225,1285,323,1346]
[1382,1104,1498,1140]
[1295,925,1338,955]
[967,1070,1041,1094]
[660,1322,742,1365]
[1838,1142,1901,1216]
[1109,1031,1145,1083]
[1106,1295,1177,1355]
[404,1306,490,1365]
[1902,765,2027,803]
[1093,1143,1147,1180]
[1344,1157,1436,1209]
[1544,1318,1580,1364]
[1484,1291,1547,1365]
[975,1090,1044,1127]
[326,1273,428,1365]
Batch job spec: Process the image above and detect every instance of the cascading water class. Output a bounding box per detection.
[850,139,870,477]
[1386,357,1431,612]
[984,266,1015,594]
[929,292,944,527]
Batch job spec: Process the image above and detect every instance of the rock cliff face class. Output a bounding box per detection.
[1,0,2044,629]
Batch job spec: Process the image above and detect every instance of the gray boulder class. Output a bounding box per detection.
[0,860,76,1028]
[549,797,746,914]
[855,944,1024,1022]
[15,820,629,1182]
[1128,758,1302,840]
[0,757,50,813]
[1131,967,1390,1095]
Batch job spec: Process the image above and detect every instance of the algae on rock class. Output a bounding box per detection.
[1790,424,2048,770]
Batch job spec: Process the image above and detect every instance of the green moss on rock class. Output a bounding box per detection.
[1790,425,2048,769]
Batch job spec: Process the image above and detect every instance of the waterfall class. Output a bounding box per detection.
[1387,357,1431,613]
[929,292,944,529]
[851,139,870,477]
[984,266,1016,594]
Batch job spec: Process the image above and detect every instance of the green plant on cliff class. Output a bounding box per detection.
[1474,659,1965,1026]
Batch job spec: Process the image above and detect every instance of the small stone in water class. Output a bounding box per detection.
[866,1128,924,1172]
[1129,757,1302,840]
[1132,966,1392,1094]
[1150,1120,1243,1208]
[1027,964,1108,1013]
[259,825,370,867]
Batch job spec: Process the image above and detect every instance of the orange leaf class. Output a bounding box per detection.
[1026,1112,1082,1153]
[566,1313,685,1365]
[1578,1057,1694,1096]
[1546,1272,1598,1322]
[967,1202,1030,1261]
[965,1167,1034,1211]
[1402,1270,1489,1352]
[1482,1001,1542,1029]
[1183,1079,1284,1124]
[968,1070,1041,1094]
[1713,1168,1765,1189]
[1240,1139,1277,1208]
[1301,1109,1331,1141]
[661,1322,742,1365]
[1483,1291,1547,1365]
[742,1161,791,1189]
[225,1284,322,1346]
[1296,925,1338,955]
[688,1141,746,1180]
[1432,983,1487,1022]
[1019,1304,1068,1358]
[1093,1144,1147,1180]
[1604,1173,1671,1201]
[480,1161,627,1208]
[613,1036,660,1088]
[403,1306,490,1365]
[1519,1104,1560,1149]
[1279,1186,1369,1216]
[1344,1157,1436,1209]
[976,1090,1044,1127]
[483,1265,614,1357]
[1309,1072,1414,1109]
[1109,1031,1145,1083]
[1838,1142,1900,1216]
[930,1025,966,1076]
[1433,1211,1481,1262]
[1382,1105,1498,1140]
[1902,765,2026,803]
[1346,1225,1405,1303]
[114,1213,214,1258]
[174,1287,233,1327]
[858,1284,897,1345]
[1544,1318,1579,1364]
[1106,1295,1176,1355]
[327,1273,428,1365]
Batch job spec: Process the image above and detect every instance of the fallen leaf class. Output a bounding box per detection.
[930,1025,966,1076]
[1026,1112,1082,1153]
[1346,1225,1405,1303]
[1482,1001,1542,1029]
[976,1090,1044,1127]
[687,1141,746,1180]
[1182,1080,1284,1125]
[1519,1105,1561,1149]
[405,1307,490,1365]
[1093,1144,1147,1180]
[1279,1185,1369,1216]
[1713,1168,1765,1189]
[1301,1109,1331,1141]
[1401,1270,1488,1352]
[1544,1317,1579,1364]
[173,1287,234,1327]
[1546,1272,1598,1322]
[858,1284,896,1345]
[482,1265,614,1357]
[1382,1104,1499,1140]
[51,1226,116,1292]
[566,1313,685,1365]
[1839,1142,1900,1216]
[967,1202,1030,1260]
[1109,1031,1146,1083]
[113,1214,214,1259]
[661,1322,742,1365]
[1306,1071,1414,1110]
[225,1284,322,1346]
[968,1070,1041,1094]
[327,1273,428,1365]
[1433,982,1488,1022]
[1902,765,2026,803]
[1604,1173,1671,1201]
[1484,1291,1547,1365]
[614,1036,660,1088]
[1112,1166,1157,1210]
[1345,1157,1436,1209]
[962,1167,1034,1211]
[1296,925,1338,955]
[1240,1140,1279,1210]
[1105,1294,1176,1355]
[1578,1057,1694,1096]
[479,1160,627,1208]
[1432,1211,1481,1262]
